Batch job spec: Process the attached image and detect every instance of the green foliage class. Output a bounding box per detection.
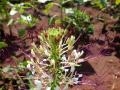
[40,28,67,60]
[18,14,38,28]
[43,2,54,15]
[87,24,94,34]
[11,2,33,14]
[63,9,91,31]
[91,0,108,9]
[0,0,11,22]
[60,0,74,7]
[18,29,26,37]
[0,41,8,49]
[115,0,120,5]
[27,27,84,89]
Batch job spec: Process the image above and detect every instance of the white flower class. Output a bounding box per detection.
[73,81,79,84]
[10,8,18,16]
[21,15,32,22]
[27,64,31,70]
[65,8,74,14]
[77,50,84,58]
[43,59,47,62]
[20,3,24,6]
[51,59,55,65]
[26,15,32,22]
[84,0,90,2]
[46,87,51,90]
[70,65,75,72]
[72,50,84,59]
[32,70,35,75]
[61,55,67,61]
[77,58,84,63]
[44,49,50,56]
[64,68,69,72]
[38,0,52,3]
[72,77,79,81]
[78,74,83,78]
[26,61,32,70]
[72,77,79,84]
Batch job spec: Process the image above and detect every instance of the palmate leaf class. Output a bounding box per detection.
[0,41,8,49]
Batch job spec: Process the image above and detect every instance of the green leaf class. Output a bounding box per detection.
[43,2,54,15]
[18,29,26,37]
[48,15,56,25]
[0,42,8,49]
[87,25,94,34]
[116,0,120,5]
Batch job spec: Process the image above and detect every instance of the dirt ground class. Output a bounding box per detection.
[70,6,120,90]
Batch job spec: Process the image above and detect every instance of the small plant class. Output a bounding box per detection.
[63,9,93,34]
[25,28,84,90]
[18,14,38,28]
[0,0,13,36]
[91,0,108,9]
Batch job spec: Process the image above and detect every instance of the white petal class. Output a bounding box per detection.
[61,55,67,61]
[44,49,50,56]
[72,77,79,82]
[43,59,47,62]
[77,59,84,63]
[78,50,84,57]
[21,15,27,21]
[46,87,51,90]
[32,70,35,75]
[84,0,90,2]
[73,81,79,84]
[65,8,74,14]
[70,66,75,72]
[20,3,24,6]
[10,8,17,16]
[72,50,78,59]
[64,68,69,72]
[78,74,83,78]
[26,15,32,22]
[27,64,31,70]
[38,0,51,3]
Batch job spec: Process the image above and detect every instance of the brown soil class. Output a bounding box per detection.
[70,6,120,90]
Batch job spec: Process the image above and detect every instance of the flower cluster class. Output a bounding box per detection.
[26,28,84,90]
